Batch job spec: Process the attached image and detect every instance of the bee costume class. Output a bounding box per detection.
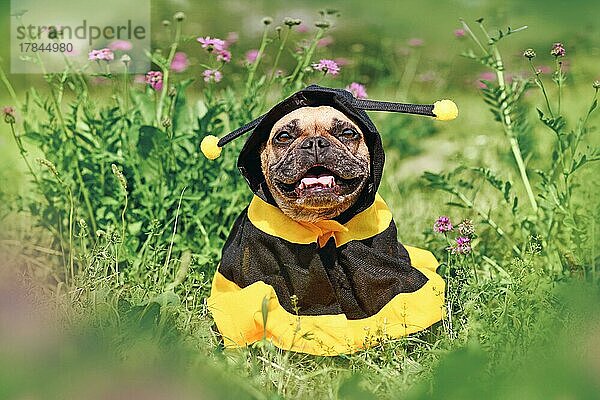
[202,85,457,355]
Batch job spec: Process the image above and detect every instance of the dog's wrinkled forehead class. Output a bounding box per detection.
[270,106,361,137]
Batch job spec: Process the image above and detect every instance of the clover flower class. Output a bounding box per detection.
[144,71,163,91]
[457,219,475,237]
[245,49,259,64]
[346,82,368,99]
[216,49,231,63]
[170,52,189,72]
[197,36,226,52]
[523,48,536,59]
[449,236,472,255]
[88,48,114,61]
[3,106,16,124]
[433,216,453,233]
[202,69,222,83]
[550,42,566,58]
[312,59,340,76]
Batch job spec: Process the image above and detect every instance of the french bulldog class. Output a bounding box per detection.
[260,106,371,223]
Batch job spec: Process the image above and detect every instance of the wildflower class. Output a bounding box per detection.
[312,59,340,76]
[433,216,453,233]
[162,20,171,27]
[457,219,475,237]
[317,36,334,47]
[3,106,16,124]
[454,28,466,38]
[216,49,231,63]
[550,42,565,58]
[345,82,368,99]
[202,69,222,83]
[449,236,472,255]
[108,40,132,51]
[315,20,330,29]
[225,31,238,46]
[245,49,259,64]
[523,48,536,59]
[262,17,273,25]
[283,17,302,27]
[170,52,189,72]
[297,23,309,33]
[408,38,424,47]
[88,48,114,61]
[593,80,600,90]
[144,70,163,91]
[197,36,226,52]
[174,11,185,21]
[120,54,131,65]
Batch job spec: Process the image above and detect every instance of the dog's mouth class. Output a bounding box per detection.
[275,166,364,198]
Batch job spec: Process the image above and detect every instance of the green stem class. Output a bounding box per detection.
[529,60,554,117]
[292,28,325,90]
[0,63,20,107]
[245,26,270,96]
[157,20,182,123]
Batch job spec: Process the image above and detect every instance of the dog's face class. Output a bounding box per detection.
[261,106,370,222]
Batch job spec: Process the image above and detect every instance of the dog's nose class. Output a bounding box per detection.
[299,137,331,149]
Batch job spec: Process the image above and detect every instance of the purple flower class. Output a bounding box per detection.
[108,40,132,51]
[245,49,259,64]
[449,236,472,255]
[197,36,226,52]
[202,69,222,83]
[312,59,340,76]
[216,49,231,63]
[145,71,163,91]
[225,31,238,46]
[433,216,453,233]
[317,36,334,48]
[408,38,424,47]
[550,42,566,58]
[170,52,189,72]
[88,48,114,61]
[346,82,368,99]
[454,29,466,38]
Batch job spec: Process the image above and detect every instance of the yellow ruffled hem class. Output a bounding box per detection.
[208,246,445,356]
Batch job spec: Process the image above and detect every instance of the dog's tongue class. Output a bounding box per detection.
[300,175,335,188]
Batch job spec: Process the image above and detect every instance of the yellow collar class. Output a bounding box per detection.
[247,194,392,247]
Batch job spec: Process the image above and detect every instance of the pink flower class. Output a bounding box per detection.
[477,71,496,88]
[170,52,189,72]
[108,40,132,51]
[317,36,334,48]
[245,49,259,64]
[434,216,453,233]
[145,70,163,91]
[3,106,16,123]
[408,38,424,47]
[216,49,231,63]
[225,32,238,46]
[197,36,226,52]
[345,82,368,99]
[312,59,340,76]
[454,29,466,38]
[537,65,552,74]
[88,48,114,61]
[202,69,222,83]
[448,236,472,255]
[334,57,351,67]
[133,74,146,84]
[297,24,309,33]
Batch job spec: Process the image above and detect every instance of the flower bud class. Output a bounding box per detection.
[594,81,600,89]
[315,20,330,29]
[522,48,536,59]
[262,17,273,25]
[174,11,185,21]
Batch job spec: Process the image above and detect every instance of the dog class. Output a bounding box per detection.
[206,85,450,355]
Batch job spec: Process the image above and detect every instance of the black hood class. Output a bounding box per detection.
[237,85,385,224]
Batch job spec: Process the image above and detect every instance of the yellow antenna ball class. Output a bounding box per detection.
[432,99,458,121]
[200,135,222,160]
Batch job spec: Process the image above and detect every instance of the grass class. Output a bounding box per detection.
[1,3,600,399]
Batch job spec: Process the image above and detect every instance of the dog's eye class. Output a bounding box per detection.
[340,128,359,140]
[274,131,293,143]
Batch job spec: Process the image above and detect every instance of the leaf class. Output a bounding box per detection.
[137,125,168,158]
